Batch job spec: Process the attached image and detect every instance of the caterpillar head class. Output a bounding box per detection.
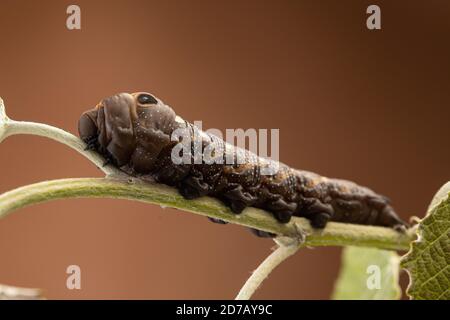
[78,92,178,171]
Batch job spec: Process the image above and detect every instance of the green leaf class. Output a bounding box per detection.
[332,246,401,300]
[401,182,450,300]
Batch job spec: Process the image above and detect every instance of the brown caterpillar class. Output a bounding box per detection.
[78,92,407,237]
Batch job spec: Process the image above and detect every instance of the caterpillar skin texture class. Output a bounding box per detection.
[79,92,407,237]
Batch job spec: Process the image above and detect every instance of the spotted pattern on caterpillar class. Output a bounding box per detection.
[78,92,408,237]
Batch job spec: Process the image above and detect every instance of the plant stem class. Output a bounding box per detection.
[0,98,120,176]
[0,283,44,300]
[0,177,415,251]
[235,238,301,300]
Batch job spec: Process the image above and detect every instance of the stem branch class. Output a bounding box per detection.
[0,283,44,300]
[235,238,301,300]
[0,97,120,176]
[0,177,415,251]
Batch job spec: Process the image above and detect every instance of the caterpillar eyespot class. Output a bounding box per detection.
[78,92,408,237]
[137,93,158,105]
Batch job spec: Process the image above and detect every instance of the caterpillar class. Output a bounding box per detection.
[78,92,408,237]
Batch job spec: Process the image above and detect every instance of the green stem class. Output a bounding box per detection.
[236,238,301,300]
[0,283,44,300]
[0,98,120,176]
[0,177,415,251]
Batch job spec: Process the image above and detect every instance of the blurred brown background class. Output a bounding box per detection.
[0,0,449,299]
